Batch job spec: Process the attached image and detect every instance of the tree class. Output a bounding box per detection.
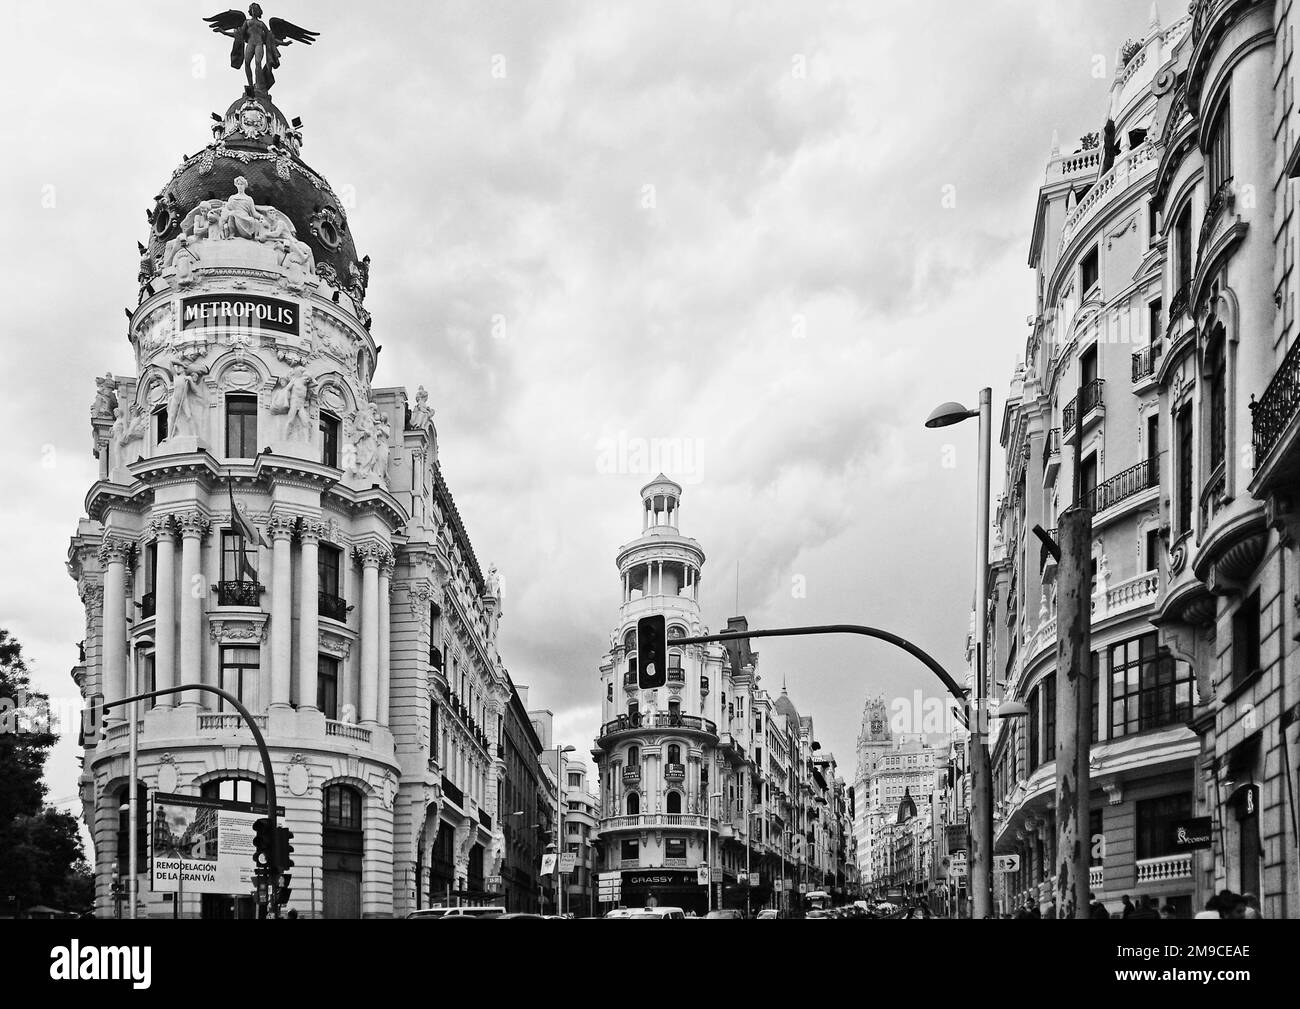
[0,628,93,914]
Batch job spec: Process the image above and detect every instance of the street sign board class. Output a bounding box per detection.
[599,871,622,883]
[711,868,723,883]
[748,872,760,886]
[946,824,969,851]
[993,854,1020,874]
[559,853,577,873]
[486,875,502,890]
[1169,817,1213,851]
[150,791,284,896]
[540,853,557,874]
[950,851,968,879]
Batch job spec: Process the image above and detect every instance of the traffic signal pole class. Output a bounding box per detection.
[103,683,282,917]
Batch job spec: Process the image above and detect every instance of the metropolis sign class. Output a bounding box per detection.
[180,294,299,335]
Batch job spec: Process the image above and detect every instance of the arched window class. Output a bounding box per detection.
[623,629,636,652]
[666,791,682,814]
[668,624,685,641]
[627,745,640,765]
[667,743,681,764]
[201,776,267,805]
[626,792,640,815]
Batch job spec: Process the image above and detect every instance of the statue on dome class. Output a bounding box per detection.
[109,401,150,462]
[203,5,319,95]
[92,374,119,420]
[220,176,264,240]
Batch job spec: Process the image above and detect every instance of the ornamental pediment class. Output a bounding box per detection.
[208,611,269,644]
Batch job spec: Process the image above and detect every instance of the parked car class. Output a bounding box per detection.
[406,905,506,919]
[756,909,780,920]
[624,906,687,919]
[704,909,744,919]
[498,913,545,919]
[604,907,636,918]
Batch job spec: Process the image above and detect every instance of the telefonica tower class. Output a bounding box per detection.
[68,13,515,917]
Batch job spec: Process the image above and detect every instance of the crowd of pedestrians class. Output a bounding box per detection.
[1003,889,1262,919]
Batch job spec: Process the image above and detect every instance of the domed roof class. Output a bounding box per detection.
[145,92,362,293]
[774,688,800,723]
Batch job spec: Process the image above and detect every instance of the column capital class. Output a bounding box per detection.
[353,540,394,569]
[148,514,179,541]
[97,534,135,566]
[380,553,396,580]
[299,518,330,544]
[266,512,299,541]
[174,510,211,539]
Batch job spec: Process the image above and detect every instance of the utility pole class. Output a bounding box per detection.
[969,387,994,919]
[1055,377,1093,920]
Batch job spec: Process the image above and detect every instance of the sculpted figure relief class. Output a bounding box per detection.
[92,374,119,419]
[109,401,150,463]
[270,365,315,441]
[343,402,391,482]
[167,359,210,439]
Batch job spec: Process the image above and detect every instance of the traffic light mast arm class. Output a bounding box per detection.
[672,624,969,710]
[103,683,282,916]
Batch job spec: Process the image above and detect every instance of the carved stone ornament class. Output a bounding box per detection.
[319,628,353,660]
[299,518,329,544]
[235,100,270,140]
[208,613,270,643]
[353,541,394,569]
[287,754,311,797]
[97,535,135,567]
[174,510,212,540]
[157,753,180,794]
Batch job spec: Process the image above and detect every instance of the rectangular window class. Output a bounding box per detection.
[1080,344,1098,387]
[1210,357,1226,471]
[1177,406,1194,533]
[1232,590,1261,688]
[1148,298,1163,345]
[1027,688,1040,773]
[317,655,339,719]
[1109,633,1193,737]
[225,394,259,459]
[319,544,341,597]
[1145,528,1162,573]
[154,407,168,446]
[221,530,257,583]
[1147,200,1159,248]
[1136,793,1194,860]
[1206,95,1231,196]
[620,838,639,861]
[139,650,157,709]
[144,542,158,594]
[1147,413,1159,466]
[429,699,438,758]
[1175,204,1193,289]
[1081,453,1097,511]
[1043,673,1057,758]
[568,772,582,788]
[320,412,340,469]
[1081,245,1100,294]
[219,646,261,712]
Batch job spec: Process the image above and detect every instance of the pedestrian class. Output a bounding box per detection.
[1159,903,1176,920]
[1240,893,1261,919]
[286,908,298,920]
[1088,892,1111,919]
[1129,895,1159,920]
[1194,894,1222,919]
[1120,894,1135,918]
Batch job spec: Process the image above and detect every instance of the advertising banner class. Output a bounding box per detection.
[150,792,282,895]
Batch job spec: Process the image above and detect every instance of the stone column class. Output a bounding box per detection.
[175,511,210,706]
[98,535,133,704]
[355,543,386,725]
[268,512,298,708]
[378,554,393,727]
[152,515,178,705]
[298,519,326,710]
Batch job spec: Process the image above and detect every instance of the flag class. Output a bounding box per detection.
[228,480,265,581]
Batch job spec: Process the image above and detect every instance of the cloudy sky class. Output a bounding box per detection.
[1,0,1153,811]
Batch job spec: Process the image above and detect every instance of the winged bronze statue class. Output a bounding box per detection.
[203,5,319,94]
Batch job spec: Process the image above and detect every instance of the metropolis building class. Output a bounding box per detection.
[67,51,517,917]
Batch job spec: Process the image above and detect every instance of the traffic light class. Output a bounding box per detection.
[273,826,295,874]
[252,817,273,874]
[275,874,292,907]
[637,614,668,689]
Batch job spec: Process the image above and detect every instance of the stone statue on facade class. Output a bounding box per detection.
[109,401,150,462]
[203,5,319,95]
[344,403,379,481]
[408,385,434,430]
[92,374,118,420]
[167,359,209,439]
[269,364,315,440]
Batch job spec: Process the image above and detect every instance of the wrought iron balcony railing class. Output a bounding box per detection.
[318,591,348,622]
[1041,428,1060,471]
[1085,458,1157,514]
[217,580,262,606]
[1251,335,1300,466]
[1131,345,1157,382]
[441,775,464,808]
[667,666,685,683]
[1063,378,1105,432]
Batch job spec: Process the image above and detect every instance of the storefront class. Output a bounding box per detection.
[620,869,707,914]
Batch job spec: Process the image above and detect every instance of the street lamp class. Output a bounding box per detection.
[554,745,575,918]
[926,387,993,920]
[705,790,723,913]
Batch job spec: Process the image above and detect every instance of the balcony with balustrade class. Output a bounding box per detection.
[1086,458,1158,527]
[597,711,717,745]
[1250,334,1300,499]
